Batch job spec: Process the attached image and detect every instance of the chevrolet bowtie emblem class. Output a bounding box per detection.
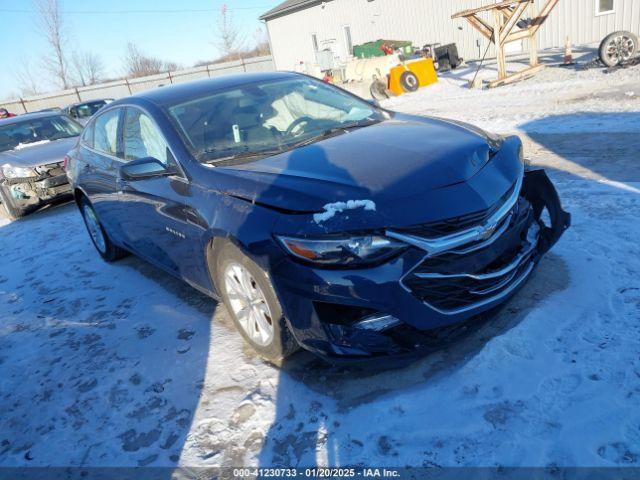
[479,223,498,240]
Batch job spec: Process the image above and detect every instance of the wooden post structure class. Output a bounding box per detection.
[493,8,507,79]
[452,0,560,88]
[528,1,539,67]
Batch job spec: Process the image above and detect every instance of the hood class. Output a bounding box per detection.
[209,116,492,213]
[0,137,77,168]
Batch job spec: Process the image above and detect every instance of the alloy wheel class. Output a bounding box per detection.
[223,262,274,346]
[605,34,635,64]
[83,204,106,254]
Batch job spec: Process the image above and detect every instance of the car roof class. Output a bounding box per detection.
[0,111,67,126]
[65,98,113,109]
[119,71,298,108]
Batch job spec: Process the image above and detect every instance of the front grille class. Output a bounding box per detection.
[405,250,535,313]
[403,197,538,314]
[35,162,65,178]
[401,181,517,238]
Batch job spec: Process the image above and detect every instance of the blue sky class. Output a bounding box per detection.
[0,0,282,99]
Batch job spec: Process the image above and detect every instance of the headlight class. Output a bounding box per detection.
[277,235,407,266]
[1,165,38,179]
[438,118,505,153]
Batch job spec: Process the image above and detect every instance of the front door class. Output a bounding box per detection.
[116,107,200,282]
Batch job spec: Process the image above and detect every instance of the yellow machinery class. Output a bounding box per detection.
[388,58,438,96]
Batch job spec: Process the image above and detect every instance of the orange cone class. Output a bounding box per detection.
[564,36,574,65]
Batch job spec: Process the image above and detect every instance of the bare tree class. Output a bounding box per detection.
[251,27,271,57]
[164,61,180,72]
[35,0,71,89]
[123,43,178,77]
[15,59,42,96]
[214,4,245,60]
[72,51,104,86]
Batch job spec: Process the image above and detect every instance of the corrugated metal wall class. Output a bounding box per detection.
[265,0,640,72]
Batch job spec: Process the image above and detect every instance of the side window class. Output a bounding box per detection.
[596,0,614,14]
[81,120,94,149]
[93,109,121,156]
[123,108,170,165]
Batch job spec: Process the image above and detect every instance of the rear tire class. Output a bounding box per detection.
[599,31,638,67]
[399,71,420,93]
[215,242,299,363]
[0,184,27,220]
[79,197,127,262]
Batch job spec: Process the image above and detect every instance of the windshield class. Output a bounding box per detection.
[73,101,108,118]
[167,76,384,163]
[0,115,82,152]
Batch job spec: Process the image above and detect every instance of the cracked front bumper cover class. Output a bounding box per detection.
[522,168,571,256]
[271,168,570,360]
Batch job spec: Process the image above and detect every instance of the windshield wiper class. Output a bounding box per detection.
[204,148,284,165]
[286,118,381,150]
[199,118,382,163]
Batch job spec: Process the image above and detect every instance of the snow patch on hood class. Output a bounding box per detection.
[313,199,376,224]
[15,140,51,150]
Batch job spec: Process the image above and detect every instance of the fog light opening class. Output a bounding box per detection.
[354,314,401,332]
[527,221,541,245]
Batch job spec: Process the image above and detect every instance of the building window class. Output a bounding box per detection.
[596,0,614,15]
[311,34,319,52]
[344,26,353,56]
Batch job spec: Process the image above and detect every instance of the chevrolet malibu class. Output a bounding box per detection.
[66,72,570,362]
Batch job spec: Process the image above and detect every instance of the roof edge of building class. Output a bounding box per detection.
[260,0,328,21]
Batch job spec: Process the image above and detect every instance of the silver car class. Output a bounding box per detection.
[63,98,114,126]
[0,112,81,219]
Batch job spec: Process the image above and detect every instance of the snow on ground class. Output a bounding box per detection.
[1,53,640,469]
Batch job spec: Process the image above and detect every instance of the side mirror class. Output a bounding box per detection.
[120,157,176,180]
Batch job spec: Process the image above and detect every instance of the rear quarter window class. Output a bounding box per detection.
[93,109,120,156]
[81,120,95,149]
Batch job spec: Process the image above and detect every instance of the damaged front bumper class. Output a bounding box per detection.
[270,168,570,361]
[1,162,71,208]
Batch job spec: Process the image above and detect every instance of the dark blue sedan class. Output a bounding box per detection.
[66,72,570,362]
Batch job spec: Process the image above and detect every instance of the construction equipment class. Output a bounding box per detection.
[452,0,561,88]
[422,43,464,71]
[388,58,439,96]
[353,40,413,59]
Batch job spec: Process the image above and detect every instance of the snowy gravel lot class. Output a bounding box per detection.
[1,56,639,469]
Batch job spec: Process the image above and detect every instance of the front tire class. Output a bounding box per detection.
[79,197,127,262]
[216,242,298,363]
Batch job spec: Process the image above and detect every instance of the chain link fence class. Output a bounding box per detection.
[1,56,274,114]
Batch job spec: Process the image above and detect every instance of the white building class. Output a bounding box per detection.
[260,0,640,72]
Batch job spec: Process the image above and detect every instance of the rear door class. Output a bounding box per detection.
[76,107,126,240]
[116,107,200,280]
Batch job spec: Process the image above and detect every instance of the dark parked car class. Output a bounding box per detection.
[66,72,570,362]
[63,98,114,125]
[0,112,81,219]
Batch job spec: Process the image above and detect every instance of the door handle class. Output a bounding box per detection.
[116,178,127,193]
